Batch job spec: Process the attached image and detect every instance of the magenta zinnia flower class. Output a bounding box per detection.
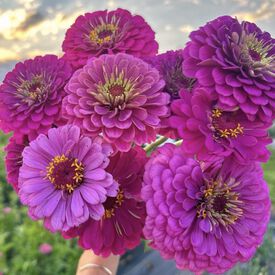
[170,87,271,163]
[144,50,196,138]
[63,147,147,256]
[0,55,72,140]
[183,16,275,122]
[62,53,169,152]
[19,125,118,232]
[142,144,271,274]
[62,8,158,69]
[4,135,28,193]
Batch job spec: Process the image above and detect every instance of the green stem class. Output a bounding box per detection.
[174,139,183,146]
[144,136,168,153]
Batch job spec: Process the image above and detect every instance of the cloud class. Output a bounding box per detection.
[234,0,275,22]
[179,25,193,34]
[0,9,28,40]
[17,11,45,31]
[232,0,249,7]
[0,48,20,62]
[15,0,40,10]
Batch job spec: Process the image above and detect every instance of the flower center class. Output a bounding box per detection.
[95,69,135,109]
[16,75,47,105]
[89,23,118,45]
[46,155,84,194]
[211,108,244,139]
[103,189,124,219]
[237,32,275,77]
[248,48,261,62]
[109,84,125,97]
[212,195,227,212]
[197,178,243,227]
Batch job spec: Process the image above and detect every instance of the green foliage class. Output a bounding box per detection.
[269,126,275,138]
[0,185,82,275]
[263,147,275,205]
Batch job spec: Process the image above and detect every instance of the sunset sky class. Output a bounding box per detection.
[0,0,275,81]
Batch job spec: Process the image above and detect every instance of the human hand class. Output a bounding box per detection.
[76,251,120,275]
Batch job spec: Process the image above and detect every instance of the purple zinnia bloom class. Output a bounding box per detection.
[0,55,72,141]
[170,87,271,163]
[144,50,196,138]
[39,243,53,255]
[63,147,147,256]
[19,125,118,232]
[4,135,28,193]
[62,8,158,69]
[142,144,271,274]
[62,53,169,152]
[145,50,196,100]
[183,16,275,122]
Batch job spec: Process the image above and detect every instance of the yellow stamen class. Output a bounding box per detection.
[90,23,118,45]
[212,108,222,118]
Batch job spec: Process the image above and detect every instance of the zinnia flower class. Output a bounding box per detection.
[144,50,196,138]
[4,135,28,193]
[3,207,12,214]
[63,147,147,256]
[62,8,158,69]
[170,87,271,163]
[0,55,72,140]
[39,243,53,255]
[142,144,271,274]
[183,16,275,122]
[145,50,196,100]
[19,125,118,232]
[62,53,169,152]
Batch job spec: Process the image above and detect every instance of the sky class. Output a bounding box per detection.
[0,0,275,81]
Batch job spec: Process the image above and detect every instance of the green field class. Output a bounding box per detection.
[263,148,275,207]
[0,133,275,275]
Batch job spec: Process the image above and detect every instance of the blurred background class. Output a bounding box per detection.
[0,0,275,274]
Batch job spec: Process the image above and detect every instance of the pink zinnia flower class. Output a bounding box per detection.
[63,147,147,256]
[62,53,169,152]
[144,50,196,138]
[39,243,53,255]
[62,8,158,69]
[3,207,12,214]
[142,144,271,274]
[4,135,28,193]
[170,87,271,163]
[0,55,72,141]
[182,16,275,122]
[19,125,118,232]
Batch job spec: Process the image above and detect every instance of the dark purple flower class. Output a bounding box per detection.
[142,143,271,274]
[63,147,147,256]
[144,50,196,138]
[19,125,118,232]
[0,55,72,140]
[62,8,158,69]
[183,16,275,122]
[145,50,196,100]
[170,87,272,163]
[62,53,169,152]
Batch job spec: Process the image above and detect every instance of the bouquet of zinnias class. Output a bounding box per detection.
[1,8,274,274]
